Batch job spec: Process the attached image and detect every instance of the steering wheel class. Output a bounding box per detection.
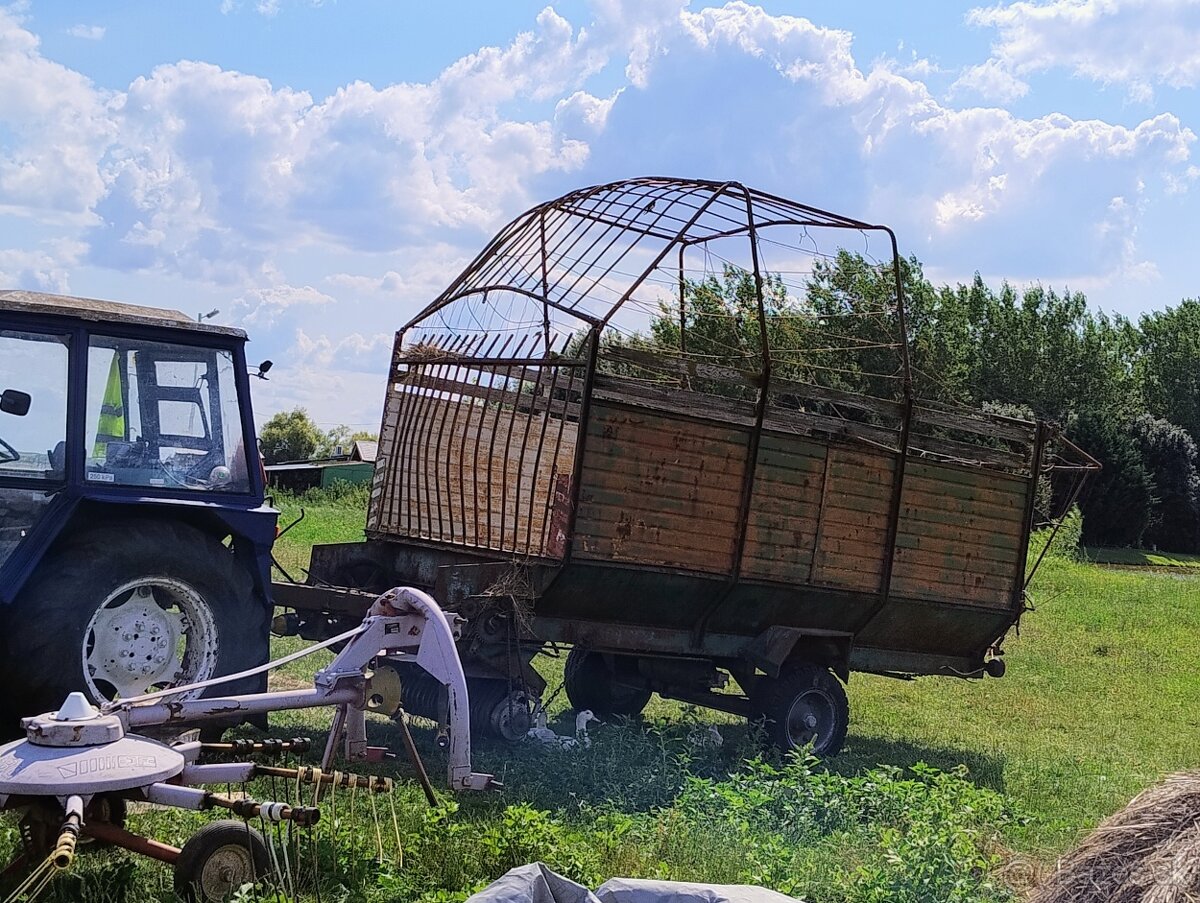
[0,436,19,466]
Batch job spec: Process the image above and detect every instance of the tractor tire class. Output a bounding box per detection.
[753,663,849,757]
[564,648,652,720]
[0,520,269,726]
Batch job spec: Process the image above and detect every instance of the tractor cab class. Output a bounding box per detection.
[0,291,275,720]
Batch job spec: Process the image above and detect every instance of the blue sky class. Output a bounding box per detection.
[1,0,1198,430]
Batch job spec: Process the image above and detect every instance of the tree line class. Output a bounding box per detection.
[638,253,1200,552]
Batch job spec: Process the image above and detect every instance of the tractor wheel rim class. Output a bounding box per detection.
[784,690,835,751]
[199,843,255,898]
[82,577,219,702]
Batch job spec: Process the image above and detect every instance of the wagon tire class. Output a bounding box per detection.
[754,663,849,757]
[173,820,271,902]
[0,520,268,726]
[564,648,652,720]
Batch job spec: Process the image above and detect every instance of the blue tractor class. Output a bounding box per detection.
[0,291,277,726]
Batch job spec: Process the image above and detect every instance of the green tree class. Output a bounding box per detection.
[1131,415,1200,552]
[1137,299,1200,441]
[315,424,378,459]
[1070,410,1154,548]
[258,407,323,464]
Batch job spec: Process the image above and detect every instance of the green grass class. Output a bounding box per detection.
[1086,546,1200,567]
[8,490,1200,902]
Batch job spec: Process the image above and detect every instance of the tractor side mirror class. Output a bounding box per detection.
[253,360,273,381]
[0,389,31,417]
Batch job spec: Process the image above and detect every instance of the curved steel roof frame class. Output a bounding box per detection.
[405,176,909,387]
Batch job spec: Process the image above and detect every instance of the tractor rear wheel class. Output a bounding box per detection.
[564,648,652,720]
[0,520,269,725]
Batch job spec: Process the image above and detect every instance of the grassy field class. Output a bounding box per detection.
[5,487,1199,902]
[1086,546,1200,568]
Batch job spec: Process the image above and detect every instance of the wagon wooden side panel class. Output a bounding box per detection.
[889,460,1027,608]
[572,402,747,574]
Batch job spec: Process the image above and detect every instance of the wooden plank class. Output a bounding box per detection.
[905,459,1028,491]
[592,377,758,427]
[747,501,824,529]
[574,520,737,555]
[579,459,746,501]
[582,444,747,481]
[757,432,829,459]
[574,502,739,535]
[820,506,889,531]
[574,534,733,573]
[762,408,899,450]
[890,575,1012,608]
[902,473,1029,510]
[818,519,890,544]
[913,404,1035,444]
[590,402,751,442]
[742,555,813,584]
[827,461,896,486]
[897,506,1024,537]
[900,491,1026,526]
[588,414,750,455]
[823,491,893,515]
[893,518,1023,552]
[768,374,905,419]
[891,546,1020,579]
[893,526,1021,559]
[810,564,883,589]
[744,523,819,550]
[908,435,1028,471]
[755,448,828,477]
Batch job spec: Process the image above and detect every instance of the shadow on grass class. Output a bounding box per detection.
[231,709,1008,819]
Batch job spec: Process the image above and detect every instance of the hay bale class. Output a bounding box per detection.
[1029,773,1200,903]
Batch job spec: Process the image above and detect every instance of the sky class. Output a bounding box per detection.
[1,0,1198,432]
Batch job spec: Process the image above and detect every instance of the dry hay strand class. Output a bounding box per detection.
[1029,772,1200,903]
[478,562,538,635]
[400,342,450,363]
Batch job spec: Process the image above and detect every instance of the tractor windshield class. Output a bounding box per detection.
[86,337,251,493]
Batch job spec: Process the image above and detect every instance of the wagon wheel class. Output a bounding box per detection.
[754,663,849,757]
[174,820,271,903]
[564,648,652,720]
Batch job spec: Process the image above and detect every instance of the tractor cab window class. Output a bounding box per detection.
[86,337,251,493]
[0,329,68,569]
[0,330,69,481]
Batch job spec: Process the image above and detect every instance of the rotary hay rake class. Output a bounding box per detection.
[0,587,498,902]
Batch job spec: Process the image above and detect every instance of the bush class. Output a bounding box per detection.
[1030,505,1083,562]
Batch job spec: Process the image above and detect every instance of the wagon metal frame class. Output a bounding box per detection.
[286,177,1097,740]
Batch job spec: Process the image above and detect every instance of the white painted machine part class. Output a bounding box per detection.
[143,782,209,811]
[179,762,257,785]
[115,587,495,792]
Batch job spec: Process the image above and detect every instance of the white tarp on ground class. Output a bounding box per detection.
[464,863,802,903]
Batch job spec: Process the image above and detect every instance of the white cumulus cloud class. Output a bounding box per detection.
[66,24,105,40]
[967,0,1200,101]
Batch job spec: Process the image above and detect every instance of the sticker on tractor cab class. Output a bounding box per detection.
[86,471,116,483]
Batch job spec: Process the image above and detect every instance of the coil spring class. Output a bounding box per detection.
[396,670,531,740]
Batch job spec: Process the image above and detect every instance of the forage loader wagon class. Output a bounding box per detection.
[275,177,1097,754]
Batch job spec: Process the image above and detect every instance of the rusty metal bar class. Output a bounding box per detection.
[83,821,180,865]
[692,186,771,643]
[562,328,600,563]
[857,392,914,633]
[1012,420,1047,608]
